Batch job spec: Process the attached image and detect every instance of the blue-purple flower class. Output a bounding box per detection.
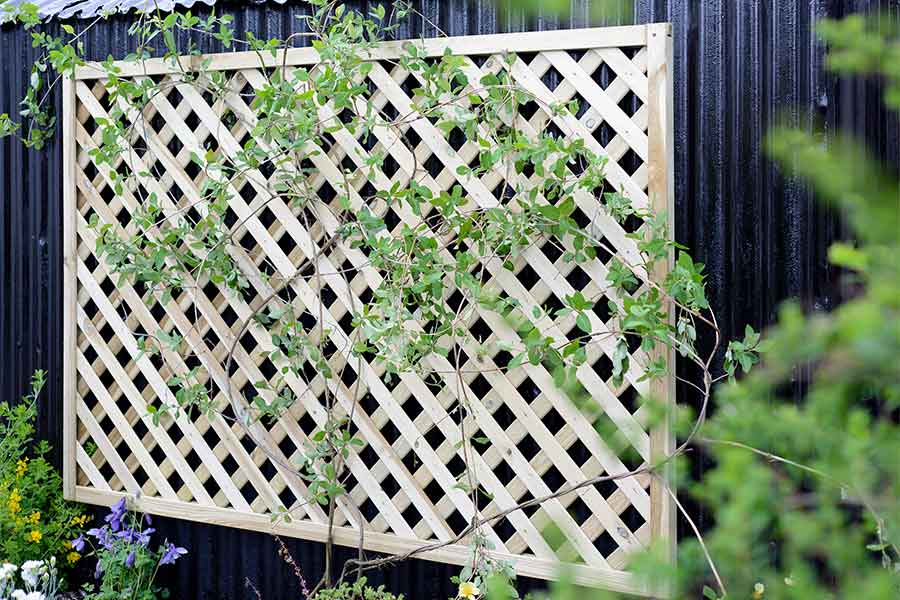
[104,498,128,532]
[86,526,114,550]
[81,497,188,588]
[116,527,155,546]
[159,543,187,565]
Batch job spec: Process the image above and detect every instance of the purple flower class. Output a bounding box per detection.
[159,542,187,565]
[86,527,103,538]
[125,551,136,568]
[116,527,155,546]
[87,526,114,550]
[94,560,103,580]
[138,528,155,546]
[71,534,85,552]
[104,498,128,532]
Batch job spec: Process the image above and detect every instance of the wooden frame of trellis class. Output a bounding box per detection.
[62,23,674,596]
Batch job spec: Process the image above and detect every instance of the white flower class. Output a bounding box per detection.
[0,562,17,580]
[19,561,45,587]
[12,591,45,600]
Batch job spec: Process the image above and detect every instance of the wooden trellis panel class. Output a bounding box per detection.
[63,23,674,595]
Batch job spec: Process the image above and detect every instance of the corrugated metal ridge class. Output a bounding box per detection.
[3,0,285,20]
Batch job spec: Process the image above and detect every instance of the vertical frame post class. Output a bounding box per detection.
[62,73,78,499]
[647,21,676,596]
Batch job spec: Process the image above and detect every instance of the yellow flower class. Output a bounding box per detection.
[27,530,42,543]
[7,488,21,514]
[458,581,480,599]
[70,514,88,527]
[66,551,81,564]
[15,459,28,478]
[28,511,40,525]
[752,583,765,599]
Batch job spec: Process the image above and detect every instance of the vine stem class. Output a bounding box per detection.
[698,437,900,560]
[664,481,727,598]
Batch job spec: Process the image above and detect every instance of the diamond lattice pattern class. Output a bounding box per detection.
[66,24,673,593]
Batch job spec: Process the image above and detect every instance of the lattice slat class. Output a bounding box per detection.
[62,24,675,595]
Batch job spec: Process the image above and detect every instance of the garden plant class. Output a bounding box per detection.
[0,370,89,583]
[73,498,187,600]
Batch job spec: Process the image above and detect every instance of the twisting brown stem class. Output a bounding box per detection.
[664,481,726,598]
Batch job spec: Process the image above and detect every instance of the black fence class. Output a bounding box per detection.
[1,1,897,598]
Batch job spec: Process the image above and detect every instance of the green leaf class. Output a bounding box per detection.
[611,338,630,387]
[575,312,592,334]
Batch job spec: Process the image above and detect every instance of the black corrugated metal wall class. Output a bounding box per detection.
[1,0,898,598]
